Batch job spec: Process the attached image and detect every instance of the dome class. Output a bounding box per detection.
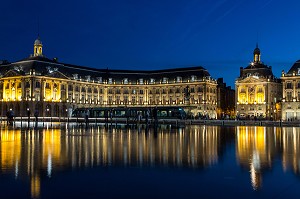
[34,37,42,45]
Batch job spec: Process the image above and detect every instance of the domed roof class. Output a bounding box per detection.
[34,36,42,45]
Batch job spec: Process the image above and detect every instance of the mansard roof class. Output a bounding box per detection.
[0,56,212,83]
[240,62,275,79]
[286,60,300,75]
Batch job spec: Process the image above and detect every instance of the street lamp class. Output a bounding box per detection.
[46,108,50,127]
[65,108,69,125]
[27,107,30,127]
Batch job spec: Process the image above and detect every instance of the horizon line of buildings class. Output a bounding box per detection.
[1,36,299,120]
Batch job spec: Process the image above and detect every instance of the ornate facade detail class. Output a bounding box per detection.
[235,45,282,120]
[281,60,300,120]
[0,37,222,119]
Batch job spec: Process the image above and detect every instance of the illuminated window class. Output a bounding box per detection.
[97,77,102,83]
[139,78,143,85]
[85,76,91,82]
[108,78,113,84]
[176,76,182,83]
[150,78,155,84]
[72,74,78,80]
[191,75,197,82]
[123,78,128,84]
[162,77,168,83]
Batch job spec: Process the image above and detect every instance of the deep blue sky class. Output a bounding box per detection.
[1,0,300,87]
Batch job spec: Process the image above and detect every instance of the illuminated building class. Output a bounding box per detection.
[281,60,300,120]
[0,36,219,118]
[235,44,282,120]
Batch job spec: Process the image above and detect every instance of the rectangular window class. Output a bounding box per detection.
[287,91,292,101]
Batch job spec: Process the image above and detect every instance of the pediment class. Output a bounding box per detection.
[2,70,21,77]
[45,71,70,79]
[238,76,265,83]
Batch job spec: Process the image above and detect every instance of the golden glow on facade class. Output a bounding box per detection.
[0,38,219,118]
[235,45,282,119]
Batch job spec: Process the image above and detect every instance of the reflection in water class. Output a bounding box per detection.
[282,127,300,175]
[64,126,221,169]
[1,125,300,198]
[236,126,283,190]
[0,125,222,198]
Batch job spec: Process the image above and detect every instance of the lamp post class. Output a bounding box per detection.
[66,108,69,126]
[46,108,50,127]
[27,108,30,128]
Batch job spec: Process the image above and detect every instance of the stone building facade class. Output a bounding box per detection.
[235,45,282,120]
[0,37,219,118]
[281,60,300,120]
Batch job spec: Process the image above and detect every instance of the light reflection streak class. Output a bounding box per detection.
[1,125,300,197]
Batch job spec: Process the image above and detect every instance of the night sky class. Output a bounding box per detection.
[1,0,300,87]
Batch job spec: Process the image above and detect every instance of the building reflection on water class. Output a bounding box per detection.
[1,125,300,198]
[235,126,300,190]
[0,125,223,198]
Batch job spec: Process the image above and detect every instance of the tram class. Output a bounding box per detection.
[71,106,186,119]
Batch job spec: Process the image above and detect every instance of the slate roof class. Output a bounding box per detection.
[240,62,275,79]
[286,60,300,75]
[0,56,212,83]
